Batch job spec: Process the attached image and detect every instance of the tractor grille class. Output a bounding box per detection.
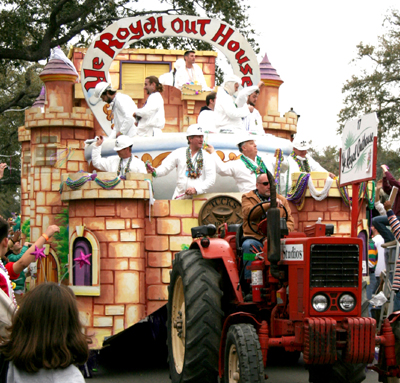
[310,244,359,288]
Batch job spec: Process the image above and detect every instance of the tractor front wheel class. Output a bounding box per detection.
[167,249,223,383]
[224,324,265,383]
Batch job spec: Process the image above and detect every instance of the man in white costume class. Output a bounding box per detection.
[198,92,217,133]
[133,76,165,137]
[285,136,336,190]
[149,124,216,199]
[159,58,185,86]
[206,135,286,193]
[90,82,137,138]
[92,135,146,176]
[214,75,254,132]
[241,85,265,136]
[174,51,210,91]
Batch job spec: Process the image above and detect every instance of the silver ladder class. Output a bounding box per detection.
[378,241,400,331]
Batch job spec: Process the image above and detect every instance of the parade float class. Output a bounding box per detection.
[16,15,375,352]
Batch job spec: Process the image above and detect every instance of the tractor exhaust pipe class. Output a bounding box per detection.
[266,170,281,279]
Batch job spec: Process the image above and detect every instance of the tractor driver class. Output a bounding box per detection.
[241,173,294,280]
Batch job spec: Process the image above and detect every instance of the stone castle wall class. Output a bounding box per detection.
[18,105,93,241]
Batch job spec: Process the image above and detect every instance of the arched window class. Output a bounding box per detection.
[72,237,92,286]
[69,226,100,296]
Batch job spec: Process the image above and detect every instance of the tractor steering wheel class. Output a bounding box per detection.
[247,200,288,236]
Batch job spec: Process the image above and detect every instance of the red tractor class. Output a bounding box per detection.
[167,171,400,383]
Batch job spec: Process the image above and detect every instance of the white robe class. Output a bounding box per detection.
[211,152,279,193]
[197,110,217,133]
[136,92,165,137]
[174,64,209,90]
[108,93,137,139]
[214,88,250,132]
[92,145,147,175]
[285,153,328,190]
[155,147,216,199]
[242,108,265,135]
[159,71,175,86]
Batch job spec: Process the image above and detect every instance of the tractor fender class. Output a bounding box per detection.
[190,238,243,302]
[218,312,262,378]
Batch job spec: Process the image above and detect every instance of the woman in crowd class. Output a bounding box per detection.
[0,282,90,382]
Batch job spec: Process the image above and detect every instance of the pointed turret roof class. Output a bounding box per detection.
[39,59,78,82]
[259,53,283,83]
[32,86,45,108]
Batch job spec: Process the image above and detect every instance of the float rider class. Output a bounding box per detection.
[92,135,146,176]
[90,82,137,138]
[206,135,287,193]
[147,124,216,199]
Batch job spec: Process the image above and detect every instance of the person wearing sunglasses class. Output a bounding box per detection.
[241,173,295,280]
[206,135,287,193]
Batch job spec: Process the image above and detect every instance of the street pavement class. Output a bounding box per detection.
[84,316,382,382]
[87,349,381,383]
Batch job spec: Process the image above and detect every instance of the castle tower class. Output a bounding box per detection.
[19,56,94,245]
[257,53,297,140]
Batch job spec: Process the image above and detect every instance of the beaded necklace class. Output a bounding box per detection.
[117,156,133,177]
[185,66,197,84]
[0,260,17,308]
[255,190,270,203]
[290,151,311,173]
[186,147,203,179]
[241,155,268,176]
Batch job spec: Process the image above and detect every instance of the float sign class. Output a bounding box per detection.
[81,15,260,136]
[340,113,378,186]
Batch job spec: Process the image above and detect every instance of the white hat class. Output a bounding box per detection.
[113,135,133,151]
[224,74,241,84]
[186,124,204,137]
[174,58,185,71]
[292,137,310,150]
[89,82,115,105]
[236,134,255,147]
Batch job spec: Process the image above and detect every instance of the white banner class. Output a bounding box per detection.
[282,244,304,261]
[340,113,378,185]
[81,15,260,136]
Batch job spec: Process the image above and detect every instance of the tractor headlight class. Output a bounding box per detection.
[312,294,329,312]
[339,293,356,312]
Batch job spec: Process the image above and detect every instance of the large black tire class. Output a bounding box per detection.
[308,352,366,383]
[167,249,223,383]
[224,324,265,383]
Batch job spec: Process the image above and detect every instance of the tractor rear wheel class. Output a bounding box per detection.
[167,249,223,383]
[224,324,265,383]
[308,352,365,383]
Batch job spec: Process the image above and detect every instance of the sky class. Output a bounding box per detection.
[245,0,398,150]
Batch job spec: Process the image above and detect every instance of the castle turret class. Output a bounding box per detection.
[20,54,94,250]
[257,53,297,140]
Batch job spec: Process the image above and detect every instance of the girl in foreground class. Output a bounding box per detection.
[0,282,90,382]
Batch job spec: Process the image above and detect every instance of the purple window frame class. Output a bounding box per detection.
[73,237,92,286]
